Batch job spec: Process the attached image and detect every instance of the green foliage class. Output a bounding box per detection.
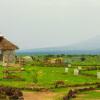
[30,71,38,83]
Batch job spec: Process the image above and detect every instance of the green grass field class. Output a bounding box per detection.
[81,70,99,75]
[73,90,100,100]
[0,65,99,89]
[0,62,100,100]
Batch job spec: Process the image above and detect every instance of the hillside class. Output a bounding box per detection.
[17,36,100,55]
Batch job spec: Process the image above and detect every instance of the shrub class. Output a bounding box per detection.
[54,80,65,88]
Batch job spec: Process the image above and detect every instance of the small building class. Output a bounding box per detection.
[46,57,64,64]
[0,35,18,66]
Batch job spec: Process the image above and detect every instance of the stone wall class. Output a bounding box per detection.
[2,50,15,66]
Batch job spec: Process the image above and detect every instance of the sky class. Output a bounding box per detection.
[0,0,100,49]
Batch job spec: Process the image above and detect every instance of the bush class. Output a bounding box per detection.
[0,86,23,100]
[54,80,65,88]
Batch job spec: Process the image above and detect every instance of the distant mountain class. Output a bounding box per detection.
[17,36,100,55]
[17,49,100,55]
[66,35,100,50]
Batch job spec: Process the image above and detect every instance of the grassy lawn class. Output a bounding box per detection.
[0,65,99,89]
[30,66,99,87]
[81,70,100,76]
[73,90,100,100]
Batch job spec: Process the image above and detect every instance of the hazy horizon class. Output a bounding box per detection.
[0,0,100,49]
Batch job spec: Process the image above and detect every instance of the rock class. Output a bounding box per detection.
[74,69,79,76]
[97,72,100,79]
[65,68,69,73]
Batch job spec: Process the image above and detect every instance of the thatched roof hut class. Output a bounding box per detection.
[0,36,18,50]
[0,35,19,66]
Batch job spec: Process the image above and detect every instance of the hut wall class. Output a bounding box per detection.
[0,50,3,65]
[2,50,15,66]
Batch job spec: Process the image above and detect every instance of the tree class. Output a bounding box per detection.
[80,57,85,62]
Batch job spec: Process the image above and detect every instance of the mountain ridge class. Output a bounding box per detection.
[17,36,100,55]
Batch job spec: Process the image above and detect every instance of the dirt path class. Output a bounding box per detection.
[23,91,63,100]
[94,90,100,92]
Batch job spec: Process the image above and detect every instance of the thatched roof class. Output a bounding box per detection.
[0,36,19,50]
